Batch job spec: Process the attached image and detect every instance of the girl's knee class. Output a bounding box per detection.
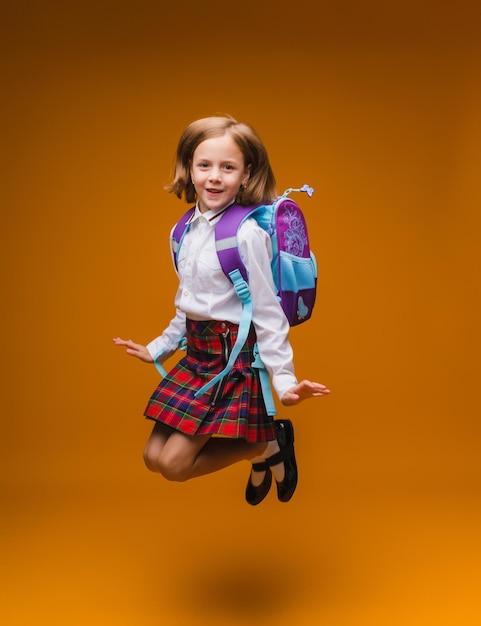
[143,449,161,473]
[157,455,190,482]
[145,431,203,481]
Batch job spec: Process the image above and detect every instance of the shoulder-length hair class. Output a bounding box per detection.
[165,115,277,206]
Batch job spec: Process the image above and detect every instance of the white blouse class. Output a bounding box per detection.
[146,204,298,400]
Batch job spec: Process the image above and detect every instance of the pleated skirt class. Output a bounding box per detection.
[144,319,276,442]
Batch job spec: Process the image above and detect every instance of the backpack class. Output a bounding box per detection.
[158,185,317,413]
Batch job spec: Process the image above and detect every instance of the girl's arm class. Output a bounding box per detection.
[238,220,329,404]
[237,221,295,397]
[145,307,186,363]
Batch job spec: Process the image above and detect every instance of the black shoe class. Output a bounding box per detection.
[269,419,298,502]
[245,462,272,506]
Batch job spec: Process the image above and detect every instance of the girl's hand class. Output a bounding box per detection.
[112,337,154,363]
[281,380,331,406]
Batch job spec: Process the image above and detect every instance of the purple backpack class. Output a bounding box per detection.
[170,185,317,406]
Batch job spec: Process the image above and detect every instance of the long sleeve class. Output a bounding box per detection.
[146,307,186,362]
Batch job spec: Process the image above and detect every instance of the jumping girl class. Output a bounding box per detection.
[114,115,330,505]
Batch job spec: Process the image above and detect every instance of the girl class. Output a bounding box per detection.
[114,115,330,505]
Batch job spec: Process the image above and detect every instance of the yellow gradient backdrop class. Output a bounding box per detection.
[2,2,480,625]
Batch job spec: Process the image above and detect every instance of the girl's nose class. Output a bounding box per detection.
[208,167,221,181]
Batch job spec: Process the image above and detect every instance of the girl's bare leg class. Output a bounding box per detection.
[143,422,175,472]
[144,422,269,482]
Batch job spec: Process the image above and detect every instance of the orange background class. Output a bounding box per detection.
[2,2,480,625]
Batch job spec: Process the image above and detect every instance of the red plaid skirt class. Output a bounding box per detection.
[144,319,276,442]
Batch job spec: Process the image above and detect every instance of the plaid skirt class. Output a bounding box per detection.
[144,319,276,442]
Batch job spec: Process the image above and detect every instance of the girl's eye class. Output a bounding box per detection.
[224,164,234,170]
[199,162,209,168]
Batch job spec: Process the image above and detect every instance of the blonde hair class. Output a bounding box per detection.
[165,115,277,205]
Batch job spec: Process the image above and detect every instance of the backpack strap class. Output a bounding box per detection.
[164,205,256,395]
[214,204,255,282]
[171,207,196,271]
[192,204,276,416]
[193,280,276,416]
[193,205,258,400]
[251,343,276,416]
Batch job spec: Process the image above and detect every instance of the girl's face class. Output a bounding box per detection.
[191,134,250,213]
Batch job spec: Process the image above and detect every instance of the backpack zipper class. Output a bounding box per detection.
[210,327,230,407]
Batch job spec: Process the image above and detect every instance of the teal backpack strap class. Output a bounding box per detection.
[194,269,253,398]
[154,356,168,378]
[251,343,276,416]
[153,335,187,379]
[193,205,256,398]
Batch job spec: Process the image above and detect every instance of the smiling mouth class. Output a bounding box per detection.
[206,188,222,194]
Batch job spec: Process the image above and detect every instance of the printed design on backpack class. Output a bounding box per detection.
[282,207,309,257]
[297,295,309,321]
